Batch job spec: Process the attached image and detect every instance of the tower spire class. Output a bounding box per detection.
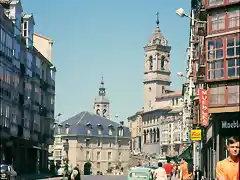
[99,73,105,96]
[156,12,159,26]
[100,73,104,88]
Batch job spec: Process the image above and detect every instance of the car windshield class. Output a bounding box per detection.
[0,165,8,172]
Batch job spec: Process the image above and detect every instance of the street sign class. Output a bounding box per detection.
[190,129,202,141]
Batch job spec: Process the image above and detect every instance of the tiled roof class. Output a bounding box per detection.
[56,111,130,137]
[157,90,182,99]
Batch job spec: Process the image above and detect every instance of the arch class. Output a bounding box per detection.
[161,56,165,70]
[143,130,147,144]
[150,129,153,143]
[156,128,160,142]
[153,128,156,143]
[84,162,92,175]
[149,56,153,71]
[96,109,100,115]
[103,109,106,117]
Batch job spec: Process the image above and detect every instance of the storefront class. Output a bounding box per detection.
[202,112,239,179]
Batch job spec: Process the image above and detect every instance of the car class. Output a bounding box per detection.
[0,164,17,180]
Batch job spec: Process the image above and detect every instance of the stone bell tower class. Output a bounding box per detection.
[143,12,172,112]
[94,75,110,119]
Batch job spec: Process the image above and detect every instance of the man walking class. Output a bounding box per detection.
[163,160,173,180]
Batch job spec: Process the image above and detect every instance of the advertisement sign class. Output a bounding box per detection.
[219,120,240,136]
[190,129,202,141]
[198,89,209,127]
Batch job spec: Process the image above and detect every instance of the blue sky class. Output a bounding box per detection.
[21,0,190,123]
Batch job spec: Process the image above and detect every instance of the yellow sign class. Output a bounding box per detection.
[190,129,202,141]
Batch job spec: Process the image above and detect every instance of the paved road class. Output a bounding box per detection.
[40,176,127,180]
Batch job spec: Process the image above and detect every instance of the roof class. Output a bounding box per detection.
[33,33,53,42]
[57,111,130,137]
[145,24,168,47]
[94,96,109,104]
[157,90,182,100]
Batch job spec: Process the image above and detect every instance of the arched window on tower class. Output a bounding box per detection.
[149,56,153,71]
[96,109,100,115]
[103,109,106,117]
[161,56,165,70]
[162,86,165,94]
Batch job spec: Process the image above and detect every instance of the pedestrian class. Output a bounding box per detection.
[179,158,193,180]
[163,160,173,180]
[153,162,167,180]
[71,164,81,180]
[216,136,239,180]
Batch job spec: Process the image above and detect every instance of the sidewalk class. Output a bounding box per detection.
[17,173,54,180]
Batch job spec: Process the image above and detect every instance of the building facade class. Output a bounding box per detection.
[56,112,131,175]
[201,0,239,178]
[128,110,143,152]
[128,15,184,157]
[0,0,56,174]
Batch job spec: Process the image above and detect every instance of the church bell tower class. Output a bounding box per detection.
[143,13,172,112]
[94,75,110,119]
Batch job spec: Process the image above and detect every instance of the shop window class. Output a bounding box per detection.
[211,12,225,31]
[228,8,240,28]
[209,84,225,105]
[207,60,224,80]
[227,58,240,77]
[207,39,224,60]
[227,37,240,57]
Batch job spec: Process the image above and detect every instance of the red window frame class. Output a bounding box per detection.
[205,34,240,82]
[205,0,240,9]
[208,8,240,35]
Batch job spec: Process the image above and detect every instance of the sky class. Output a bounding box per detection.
[21,0,191,123]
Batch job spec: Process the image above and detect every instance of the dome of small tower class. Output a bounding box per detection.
[146,13,168,47]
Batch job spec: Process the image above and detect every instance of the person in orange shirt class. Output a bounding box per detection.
[216,136,239,180]
[180,158,193,180]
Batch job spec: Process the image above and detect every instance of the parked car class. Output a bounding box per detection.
[0,164,17,180]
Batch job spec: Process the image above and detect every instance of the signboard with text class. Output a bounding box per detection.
[190,129,202,141]
[219,120,240,136]
[199,89,209,127]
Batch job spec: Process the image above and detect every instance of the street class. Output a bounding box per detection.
[40,175,179,180]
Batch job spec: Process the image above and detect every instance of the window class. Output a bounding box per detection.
[176,98,179,105]
[86,139,90,147]
[227,37,240,57]
[228,8,240,28]
[108,162,111,168]
[98,128,102,135]
[54,150,62,157]
[172,99,175,106]
[149,56,153,71]
[118,152,121,161]
[208,0,224,6]
[97,152,101,160]
[161,56,165,70]
[108,152,112,160]
[211,12,225,31]
[227,58,240,77]
[109,141,112,148]
[208,60,224,79]
[227,83,239,104]
[162,86,165,94]
[97,162,100,169]
[97,139,101,147]
[208,39,224,60]
[86,151,90,160]
[108,128,113,135]
[209,84,225,105]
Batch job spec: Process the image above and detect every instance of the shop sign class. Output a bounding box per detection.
[198,89,209,127]
[190,129,202,141]
[221,120,239,129]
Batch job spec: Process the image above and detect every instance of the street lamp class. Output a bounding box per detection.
[114,114,120,167]
[177,72,185,77]
[176,8,207,23]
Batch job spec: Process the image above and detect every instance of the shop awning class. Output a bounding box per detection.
[177,145,192,160]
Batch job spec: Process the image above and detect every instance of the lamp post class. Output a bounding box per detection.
[114,115,119,167]
[64,123,70,162]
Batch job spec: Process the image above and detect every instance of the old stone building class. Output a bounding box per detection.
[49,79,131,174]
[128,14,184,157]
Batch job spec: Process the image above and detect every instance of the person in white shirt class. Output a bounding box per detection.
[154,162,167,180]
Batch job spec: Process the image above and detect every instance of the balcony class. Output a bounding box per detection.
[32,101,40,112]
[40,79,49,91]
[23,127,30,140]
[39,106,47,116]
[10,123,18,137]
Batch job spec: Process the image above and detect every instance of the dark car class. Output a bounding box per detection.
[0,165,17,180]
